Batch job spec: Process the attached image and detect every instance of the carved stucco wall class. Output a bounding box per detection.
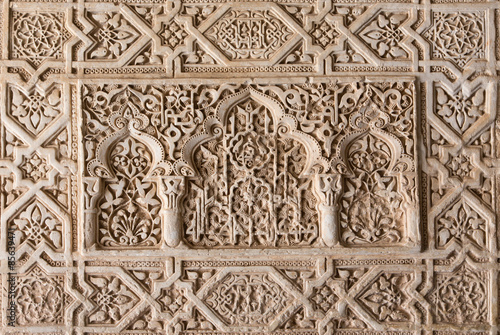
[0,0,498,334]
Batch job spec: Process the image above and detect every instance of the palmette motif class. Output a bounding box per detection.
[0,0,499,333]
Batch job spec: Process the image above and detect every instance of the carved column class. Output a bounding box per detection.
[161,176,185,247]
[83,177,101,250]
[400,171,419,246]
[315,174,342,247]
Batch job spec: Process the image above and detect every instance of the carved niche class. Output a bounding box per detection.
[331,82,419,247]
[82,81,419,251]
[182,87,324,248]
[82,86,180,249]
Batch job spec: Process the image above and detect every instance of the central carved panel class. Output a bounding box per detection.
[82,80,419,252]
[183,88,321,247]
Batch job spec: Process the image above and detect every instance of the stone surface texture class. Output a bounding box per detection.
[0,0,499,334]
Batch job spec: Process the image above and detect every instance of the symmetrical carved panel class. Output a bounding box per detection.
[81,81,418,251]
[0,0,499,334]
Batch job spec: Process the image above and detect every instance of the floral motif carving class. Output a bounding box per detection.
[157,285,187,315]
[204,9,294,60]
[130,5,163,26]
[310,277,338,312]
[87,275,139,325]
[182,5,216,27]
[310,20,340,48]
[281,42,315,65]
[98,137,162,247]
[11,11,71,67]
[445,152,474,181]
[435,86,485,135]
[334,82,418,246]
[183,88,322,248]
[333,6,367,26]
[87,12,140,59]
[11,265,70,326]
[181,42,216,65]
[20,152,52,183]
[333,42,367,64]
[9,85,62,137]
[131,43,162,65]
[83,86,165,248]
[437,199,487,250]
[424,11,485,69]
[341,134,405,245]
[9,198,63,251]
[428,264,488,325]
[359,12,409,59]
[358,273,412,323]
[161,21,189,49]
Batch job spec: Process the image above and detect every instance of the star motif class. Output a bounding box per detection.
[18,16,60,54]
[423,11,485,69]
[11,12,71,67]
